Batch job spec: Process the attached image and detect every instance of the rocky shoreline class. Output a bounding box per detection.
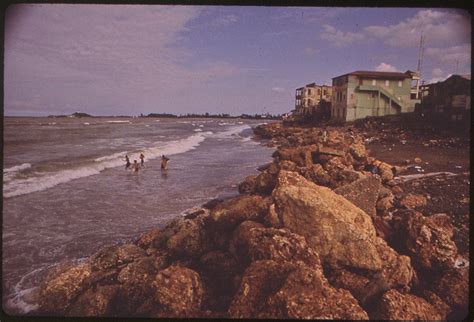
[32,122,468,319]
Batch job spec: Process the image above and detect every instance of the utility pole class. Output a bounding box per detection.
[416,34,425,100]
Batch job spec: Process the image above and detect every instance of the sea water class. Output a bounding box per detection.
[2,117,274,315]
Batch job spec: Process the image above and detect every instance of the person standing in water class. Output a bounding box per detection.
[161,155,169,170]
[125,155,131,170]
[133,160,140,172]
[139,153,145,167]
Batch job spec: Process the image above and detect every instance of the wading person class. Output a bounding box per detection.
[161,155,169,170]
[133,160,140,172]
[139,153,145,167]
[125,155,131,170]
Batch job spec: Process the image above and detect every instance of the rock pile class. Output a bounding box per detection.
[35,122,468,320]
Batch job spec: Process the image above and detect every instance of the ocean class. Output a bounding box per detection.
[2,116,275,315]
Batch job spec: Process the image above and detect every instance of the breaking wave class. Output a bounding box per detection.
[3,133,211,199]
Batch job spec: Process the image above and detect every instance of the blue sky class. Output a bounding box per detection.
[4,5,471,116]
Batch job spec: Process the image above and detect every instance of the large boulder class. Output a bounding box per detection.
[208,195,271,250]
[114,255,168,315]
[327,268,371,302]
[262,263,369,320]
[431,267,469,314]
[272,171,382,270]
[37,262,92,315]
[334,176,381,218]
[374,237,414,290]
[65,285,119,317]
[327,238,414,306]
[166,216,210,259]
[299,164,332,186]
[229,260,367,319]
[393,211,457,270]
[371,289,445,320]
[136,266,204,318]
[238,174,257,194]
[421,290,450,320]
[274,145,318,167]
[136,227,162,250]
[229,224,321,269]
[399,193,428,209]
[210,195,271,229]
[254,171,278,195]
[228,260,297,318]
[90,244,147,272]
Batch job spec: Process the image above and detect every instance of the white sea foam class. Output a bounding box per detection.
[214,124,250,138]
[83,122,90,125]
[4,163,32,173]
[3,163,33,183]
[193,128,203,132]
[94,151,128,162]
[3,133,210,199]
[106,120,131,124]
[4,265,48,314]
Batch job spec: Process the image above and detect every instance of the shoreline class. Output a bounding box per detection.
[22,119,468,319]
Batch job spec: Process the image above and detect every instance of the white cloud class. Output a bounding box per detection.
[375,63,399,72]
[320,24,365,48]
[431,68,443,77]
[425,44,471,67]
[272,87,285,93]
[427,67,448,83]
[364,9,471,47]
[4,4,253,115]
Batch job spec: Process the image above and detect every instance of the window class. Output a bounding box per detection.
[372,79,376,86]
[385,80,389,86]
[398,80,403,87]
[323,90,327,95]
[308,89,312,95]
[318,88,321,95]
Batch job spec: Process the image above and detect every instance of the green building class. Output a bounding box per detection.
[331,70,420,122]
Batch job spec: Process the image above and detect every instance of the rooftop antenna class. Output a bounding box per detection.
[415,34,425,99]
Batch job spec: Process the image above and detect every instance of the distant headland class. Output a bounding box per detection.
[46,112,283,120]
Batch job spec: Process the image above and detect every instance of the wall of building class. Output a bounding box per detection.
[332,74,415,122]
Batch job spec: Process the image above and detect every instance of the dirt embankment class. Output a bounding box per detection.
[33,119,469,320]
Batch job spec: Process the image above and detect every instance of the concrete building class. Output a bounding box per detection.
[331,70,420,122]
[421,74,471,122]
[294,83,333,120]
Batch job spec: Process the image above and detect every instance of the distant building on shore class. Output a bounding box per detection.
[331,70,420,122]
[293,83,333,121]
[420,74,471,123]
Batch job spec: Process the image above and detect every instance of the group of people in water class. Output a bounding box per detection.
[124,153,169,172]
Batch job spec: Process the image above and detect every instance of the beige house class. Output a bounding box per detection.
[294,83,333,120]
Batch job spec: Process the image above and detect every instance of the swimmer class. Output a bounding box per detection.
[125,155,131,170]
[139,153,145,167]
[161,155,169,170]
[133,160,140,172]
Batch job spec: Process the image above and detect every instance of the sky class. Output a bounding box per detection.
[4,5,471,117]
